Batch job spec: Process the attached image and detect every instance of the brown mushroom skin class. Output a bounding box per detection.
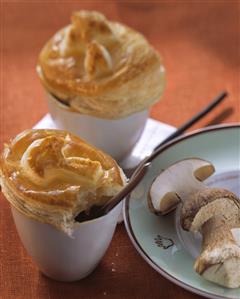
[195,216,237,274]
[180,188,240,231]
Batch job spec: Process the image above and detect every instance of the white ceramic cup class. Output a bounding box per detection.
[46,92,149,161]
[11,202,122,282]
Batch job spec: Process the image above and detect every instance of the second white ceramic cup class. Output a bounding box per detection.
[11,203,122,282]
[47,93,149,161]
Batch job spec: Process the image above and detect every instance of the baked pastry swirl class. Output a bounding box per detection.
[0,129,126,234]
[37,10,165,119]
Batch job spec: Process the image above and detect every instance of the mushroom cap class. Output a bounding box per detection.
[148,158,215,215]
[181,188,240,232]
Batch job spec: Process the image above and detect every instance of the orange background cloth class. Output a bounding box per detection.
[0,1,239,299]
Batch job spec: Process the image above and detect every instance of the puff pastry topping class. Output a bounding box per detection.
[0,129,126,234]
[37,10,165,119]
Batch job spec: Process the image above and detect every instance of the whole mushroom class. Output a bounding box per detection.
[148,158,240,288]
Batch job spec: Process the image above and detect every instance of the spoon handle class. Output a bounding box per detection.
[76,91,228,222]
[102,91,228,216]
[154,91,228,151]
[102,162,151,214]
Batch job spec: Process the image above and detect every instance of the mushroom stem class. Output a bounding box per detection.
[194,215,240,288]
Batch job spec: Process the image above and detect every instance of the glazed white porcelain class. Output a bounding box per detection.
[123,124,240,299]
[47,92,149,161]
[11,202,122,282]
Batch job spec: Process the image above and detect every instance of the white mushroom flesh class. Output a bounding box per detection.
[149,158,214,214]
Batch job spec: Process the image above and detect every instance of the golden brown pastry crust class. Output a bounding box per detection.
[0,129,126,234]
[37,10,165,119]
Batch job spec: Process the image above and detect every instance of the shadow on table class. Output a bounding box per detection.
[205,107,234,127]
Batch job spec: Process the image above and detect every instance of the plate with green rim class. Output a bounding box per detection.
[123,124,240,299]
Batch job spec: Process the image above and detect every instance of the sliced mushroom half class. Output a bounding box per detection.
[148,158,215,215]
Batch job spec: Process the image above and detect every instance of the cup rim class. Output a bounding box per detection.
[46,88,151,120]
[73,201,122,227]
[46,89,73,111]
[11,201,122,230]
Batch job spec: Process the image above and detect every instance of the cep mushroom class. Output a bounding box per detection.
[148,158,240,288]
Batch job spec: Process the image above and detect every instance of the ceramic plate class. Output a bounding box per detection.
[123,124,240,299]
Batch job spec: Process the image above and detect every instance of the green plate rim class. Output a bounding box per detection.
[123,123,240,299]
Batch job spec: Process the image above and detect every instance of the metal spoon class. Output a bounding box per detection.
[75,162,151,222]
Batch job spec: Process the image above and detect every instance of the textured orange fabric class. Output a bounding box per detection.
[0,1,239,299]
